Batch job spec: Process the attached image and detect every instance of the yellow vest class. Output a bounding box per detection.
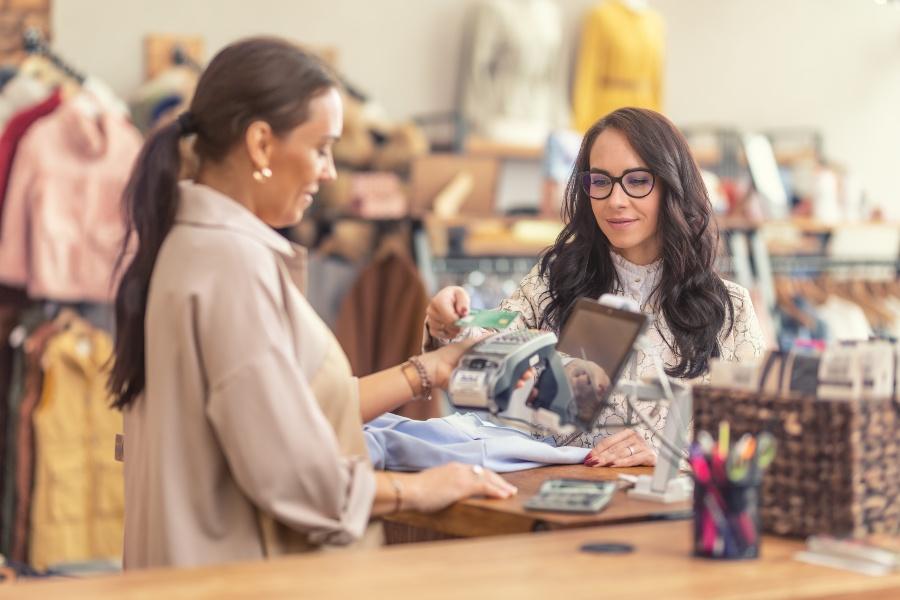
[29,322,123,570]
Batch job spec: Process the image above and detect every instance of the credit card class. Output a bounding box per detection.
[455,308,520,330]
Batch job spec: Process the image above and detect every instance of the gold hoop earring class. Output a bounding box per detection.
[252,167,272,182]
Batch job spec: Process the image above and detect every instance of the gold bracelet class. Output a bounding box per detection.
[407,355,433,402]
[387,473,403,513]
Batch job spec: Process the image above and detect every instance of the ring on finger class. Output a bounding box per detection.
[627,445,635,457]
[472,464,484,479]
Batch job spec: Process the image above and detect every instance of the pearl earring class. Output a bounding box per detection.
[252,167,273,182]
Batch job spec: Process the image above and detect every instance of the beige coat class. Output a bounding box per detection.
[123,182,377,569]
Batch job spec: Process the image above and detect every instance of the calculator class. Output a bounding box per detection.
[524,479,617,514]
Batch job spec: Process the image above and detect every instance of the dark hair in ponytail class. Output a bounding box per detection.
[110,37,338,409]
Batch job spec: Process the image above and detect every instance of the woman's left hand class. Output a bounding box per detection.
[585,429,657,467]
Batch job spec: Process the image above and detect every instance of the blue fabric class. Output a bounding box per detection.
[364,412,590,472]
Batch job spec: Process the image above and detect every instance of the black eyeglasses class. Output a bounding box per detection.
[580,168,656,200]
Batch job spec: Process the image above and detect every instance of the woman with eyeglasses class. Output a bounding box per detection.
[425,107,766,467]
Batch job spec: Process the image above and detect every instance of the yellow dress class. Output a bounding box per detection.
[572,0,666,133]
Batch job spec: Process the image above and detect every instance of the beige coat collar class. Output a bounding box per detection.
[176,181,308,292]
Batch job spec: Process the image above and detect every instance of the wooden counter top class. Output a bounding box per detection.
[3,520,898,599]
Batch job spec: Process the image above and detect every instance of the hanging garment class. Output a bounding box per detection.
[0,88,63,228]
[0,67,18,92]
[459,0,567,146]
[306,252,361,331]
[128,66,198,133]
[365,412,590,472]
[777,295,830,351]
[814,296,872,342]
[0,307,46,560]
[334,243,439,420]
[0,95,142,302]
[572,0,665,133]
[0,286,30,543]
[884,297,900,340]
[124,182,377,570]
[28,321,122,570]
[543,129,583,184]
[81,78,131,120]
[10,320,62,564]
[0,75,52,131]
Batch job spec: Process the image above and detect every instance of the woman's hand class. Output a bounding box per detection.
[565,359,611,395]
[585,429,657,467]
[425,286,470,340]
[405,463,517,513]
[565,358,611,425]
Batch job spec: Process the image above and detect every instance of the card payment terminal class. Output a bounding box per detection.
[448,330,576,430]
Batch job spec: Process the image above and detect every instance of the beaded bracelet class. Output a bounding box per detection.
[406,355,433,402]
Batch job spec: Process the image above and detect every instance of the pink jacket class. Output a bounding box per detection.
[0,97,142,302]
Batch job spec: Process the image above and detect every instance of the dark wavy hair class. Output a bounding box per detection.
[539,107,733,379]
[109,38,338,409]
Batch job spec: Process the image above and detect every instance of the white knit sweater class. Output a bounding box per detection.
[429,252,766,449]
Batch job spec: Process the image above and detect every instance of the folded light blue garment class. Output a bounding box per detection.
[364,412,590,472]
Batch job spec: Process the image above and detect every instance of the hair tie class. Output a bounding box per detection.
[176,111,197,136]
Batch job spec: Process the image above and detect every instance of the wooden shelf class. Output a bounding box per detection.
[464,135,543,160]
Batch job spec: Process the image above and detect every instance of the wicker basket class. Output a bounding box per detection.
[693,386,900,538]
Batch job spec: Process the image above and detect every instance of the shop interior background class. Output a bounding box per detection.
[50,0,900,218]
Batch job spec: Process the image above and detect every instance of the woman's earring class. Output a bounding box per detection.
[252,167,273,182]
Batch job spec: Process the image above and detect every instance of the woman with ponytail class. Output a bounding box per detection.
[425,108,766,468]
[110,37,517,570]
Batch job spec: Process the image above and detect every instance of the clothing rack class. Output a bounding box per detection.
[21,28,86,85]
[769,255,900,275]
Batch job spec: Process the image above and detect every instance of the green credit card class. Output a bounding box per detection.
[455,308,520,330]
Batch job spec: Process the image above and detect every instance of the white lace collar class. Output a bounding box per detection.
[609,251,662,309]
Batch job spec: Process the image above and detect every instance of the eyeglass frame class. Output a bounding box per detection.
[579,168,657,200]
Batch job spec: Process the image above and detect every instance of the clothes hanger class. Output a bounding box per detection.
[373,226,412,262]
[52,306,83,330]
[848,277,894,326]
[824,277,888,328]
[316,219,377,264]
[794,275,828,306]
[886,277,900,299]
[20,28,84,101]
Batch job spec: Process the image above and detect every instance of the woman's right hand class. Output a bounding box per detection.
[425,286,471,340]
[405,462,517,513]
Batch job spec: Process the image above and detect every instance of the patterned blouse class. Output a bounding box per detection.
[429,251,766,450]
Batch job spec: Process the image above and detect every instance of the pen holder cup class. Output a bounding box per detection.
[693,479,761,560]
